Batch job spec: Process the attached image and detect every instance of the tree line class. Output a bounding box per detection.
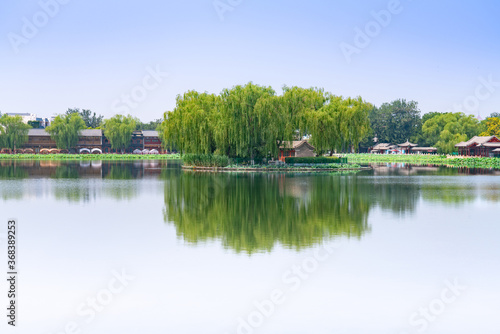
[0,109,145,152]
[159,82,500,157]
[2,84,500,155]
[159,83,373,159]
[366,101,500,153]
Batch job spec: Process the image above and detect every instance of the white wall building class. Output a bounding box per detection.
[6,113,37,124]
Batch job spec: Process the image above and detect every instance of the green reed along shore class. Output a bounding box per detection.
[0,154,181,160]
[347,154,500,169]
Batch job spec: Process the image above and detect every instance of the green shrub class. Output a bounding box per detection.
[285,156,347,164]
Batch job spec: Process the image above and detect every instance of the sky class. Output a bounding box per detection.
[1,0,499,122]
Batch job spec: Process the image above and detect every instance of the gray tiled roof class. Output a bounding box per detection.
[482,142,500,148]
[372,143,398,150]
[79,129,102,137]
[28,129,51,136]
[142,130,159,137]
[28,129,103,137]
[455,135,499,147]
[412,147,437,151]
[398,140,418,147]
[281,140,315,150]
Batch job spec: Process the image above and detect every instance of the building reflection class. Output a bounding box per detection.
[0,159,168,179]
[0,161,499,253]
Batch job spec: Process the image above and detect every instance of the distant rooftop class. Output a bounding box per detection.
[28,129,51,136]
[79,129,102,137]
[280,140,315,149]
[142,130,159,137]
[6,112,33,116]
[455,135,500,147]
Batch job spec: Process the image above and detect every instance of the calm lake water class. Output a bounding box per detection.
[0,160,499,334]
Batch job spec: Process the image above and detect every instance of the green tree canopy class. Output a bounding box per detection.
[28,120,42,129]
[308,96,372,154]
[66,108,103,128]
[370,99,421,144]
[480,117,500,136]
[137,118,163,131]
[421,112,481,153]
[46,113,86,150]
[161,91,219,155]
[0,115,31,150]
[159,83,375,159]
[102,115,138,153]
[218,83,276,159]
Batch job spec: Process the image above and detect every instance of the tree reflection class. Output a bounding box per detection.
[163,172,371,254]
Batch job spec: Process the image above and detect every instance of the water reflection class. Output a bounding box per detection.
[0,160,168,180]
[162,172,371,253]
[0,160,499,253]
[370,163,500,176]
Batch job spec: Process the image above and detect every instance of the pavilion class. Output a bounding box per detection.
[455,136,500,157]
[398,140,418,154]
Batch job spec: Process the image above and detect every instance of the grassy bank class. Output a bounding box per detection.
[347,154,500,169]
[0,153,182,160]
[225,163,360,169]
[181,154,365,172]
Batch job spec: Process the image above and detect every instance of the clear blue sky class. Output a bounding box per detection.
[1,0,499,121]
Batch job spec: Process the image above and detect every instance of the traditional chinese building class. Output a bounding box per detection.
[142,130,163,152]
[370,143,400,154]
[76,129,103,153]
[102,130,163,153]
[398,140,418,154]
[370,142,437,154]
[455,136,500,157]
[279,140,315,162]
[411,147,438,154]
[23,129,57,153]
[15,129,164,154]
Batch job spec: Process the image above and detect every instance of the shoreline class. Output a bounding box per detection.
[0,154,182,161]
[347,154,500,169]
[181,165,372,173]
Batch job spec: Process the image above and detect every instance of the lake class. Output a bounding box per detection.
[0,160,499,334]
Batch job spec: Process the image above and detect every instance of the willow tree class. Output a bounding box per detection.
[102,115,138,153]
[158,83,373,158]
[218,82,275,159]
[254,95,288,158]
[343,97,372,152]
[0,115,31,151]
[307,96,343,154]
[159,91,219,155]
[46,113,86,151]
[281,86,326,138]
[307,96,372,154]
